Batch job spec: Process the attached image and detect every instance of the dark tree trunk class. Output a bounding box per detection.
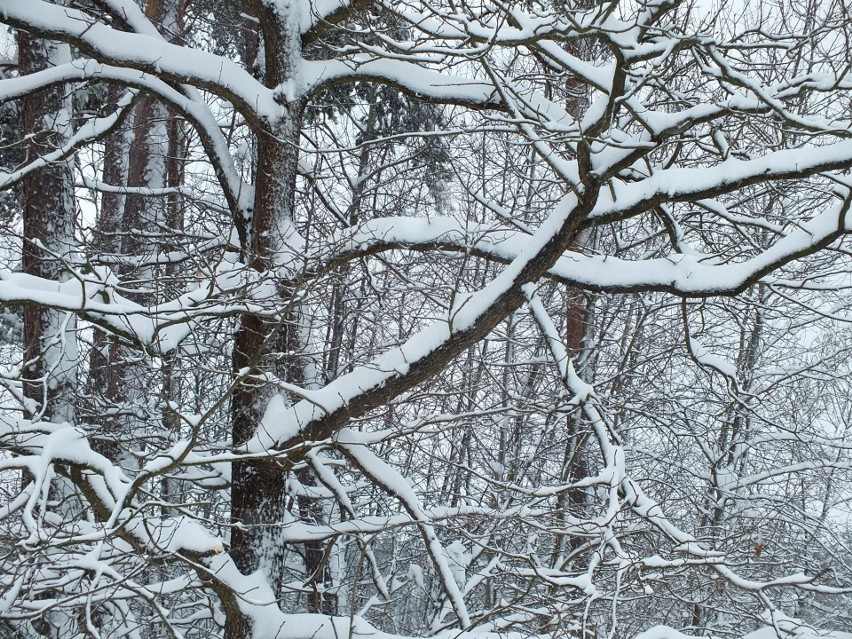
[18,26,78,639]
[88,85,130,461]
[19,32,76,425]
[228,4,306,636]
[87,0,186,466]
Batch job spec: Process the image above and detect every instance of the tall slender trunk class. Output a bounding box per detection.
[88,0,186,466]
[552,0,594,569]
[229,3,305,636]
[109,89,170,464]
[20,33,76,427]
[297,467,338,615]
[88,85,131,461]
[19,25,78,639]
[690,290,765,632]
[160,100,187,510]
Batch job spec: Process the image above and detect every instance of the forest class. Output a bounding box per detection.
[1,0,852,638]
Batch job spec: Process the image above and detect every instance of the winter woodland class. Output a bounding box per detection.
[1,0,852,638]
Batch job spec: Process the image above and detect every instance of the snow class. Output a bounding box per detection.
[247,191,586,452]
[300,58,502,108]
[444,539,470,586]
[0,0,279,117]
[3,0,852,636]
[300,2,350,35]
[310,211,843,302]
[744,628,852,639]
[593,144,852,224]
[131,515,225,555]
[338,427,472,627]
[142,439,194,474]
[687,335,739,380]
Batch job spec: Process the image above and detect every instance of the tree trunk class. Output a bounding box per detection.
[229,3,305,636]
[20,32,76,426]
[19,24,78,639]
[88,84,130,460]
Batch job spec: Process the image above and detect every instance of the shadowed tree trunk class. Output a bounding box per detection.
[20,30,76,427]
[88,84,131,462]
[88,0,186,467]
[19,22,78,639]
[228,3,306,636]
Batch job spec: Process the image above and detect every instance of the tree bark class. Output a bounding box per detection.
[229,3,306,635]
[88,0,186,466]
[20,31,77,427]
[18,24,78,639]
